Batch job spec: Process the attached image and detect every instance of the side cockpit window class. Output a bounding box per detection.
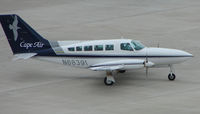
[120,43,133,51]
[105,44,114,51]
[131,41,145,50]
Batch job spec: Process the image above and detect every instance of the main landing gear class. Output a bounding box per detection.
[118,70,126,73]
[104,70,126,86]
[168,65,176,81]
[104,71,115,86]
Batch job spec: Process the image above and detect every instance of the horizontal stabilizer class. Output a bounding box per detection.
[13,53,37,61]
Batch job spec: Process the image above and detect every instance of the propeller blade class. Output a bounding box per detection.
[145,47,148,63]
[146,67,148,79]
[145,48,148,79]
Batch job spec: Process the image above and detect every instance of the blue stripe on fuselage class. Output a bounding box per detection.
[35,54,193,58]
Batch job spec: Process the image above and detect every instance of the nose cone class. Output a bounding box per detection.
[173,49,193,58]
[147,47,193,57]
[184,51,193,57]
[147,47,193,64]
[170,49,193,63]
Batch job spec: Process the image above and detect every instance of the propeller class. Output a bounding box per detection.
[144,48,154,79]
[146,66,148,79]
[145,48,149,79]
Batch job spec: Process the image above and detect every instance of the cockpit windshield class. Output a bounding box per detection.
[131,41,145,50]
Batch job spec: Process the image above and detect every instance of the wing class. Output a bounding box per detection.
[89,59,154,71]
[12,53,37,61]
[89,65,124,71]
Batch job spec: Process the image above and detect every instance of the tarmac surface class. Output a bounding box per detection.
[0,0,200,114]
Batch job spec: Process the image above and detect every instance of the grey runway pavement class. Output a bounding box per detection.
[0,0,200,114]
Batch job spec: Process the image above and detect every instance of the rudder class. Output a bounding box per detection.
[0,14,55,55]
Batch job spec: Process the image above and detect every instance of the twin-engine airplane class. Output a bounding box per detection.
[0,14,193,85]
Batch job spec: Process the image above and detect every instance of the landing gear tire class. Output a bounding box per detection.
[118,70,126,73]
[168,73,176,81]
[104,77,114,86]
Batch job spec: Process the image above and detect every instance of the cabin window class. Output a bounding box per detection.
[94,45,103,51]
[105,44,114,51]
[120,43,133,51]
[76,46,82,51]
[84,45,93,51]
[68,47,75,51]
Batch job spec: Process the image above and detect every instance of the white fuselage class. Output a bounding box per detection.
[33,39,193,69]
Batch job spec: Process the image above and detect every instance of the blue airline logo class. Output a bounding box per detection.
[9,15,20,41]
[8,15,45,49]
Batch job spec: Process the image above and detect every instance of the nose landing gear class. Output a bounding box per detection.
[168,73,176,80]
[168,65,176,81]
